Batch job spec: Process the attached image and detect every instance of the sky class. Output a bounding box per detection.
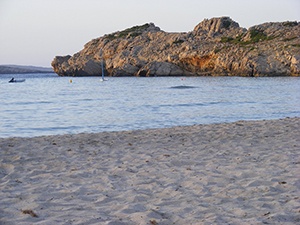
[0,0,299,67]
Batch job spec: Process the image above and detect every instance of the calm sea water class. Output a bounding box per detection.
[0,73,299,138]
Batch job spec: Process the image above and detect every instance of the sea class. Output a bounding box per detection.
[0,73,299,138]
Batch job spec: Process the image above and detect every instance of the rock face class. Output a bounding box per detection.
[52,17,300,77]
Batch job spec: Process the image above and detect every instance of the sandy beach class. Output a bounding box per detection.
[0,117,299,225]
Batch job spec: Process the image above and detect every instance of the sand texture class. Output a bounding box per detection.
[0,118,299,225]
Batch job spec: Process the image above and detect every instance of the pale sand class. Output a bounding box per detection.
[0,118,299,225]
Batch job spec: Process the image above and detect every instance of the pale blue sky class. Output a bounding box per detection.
[0,0,299,67]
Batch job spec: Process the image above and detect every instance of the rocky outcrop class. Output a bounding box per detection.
[193,17,245,38]
[52,17,300,77]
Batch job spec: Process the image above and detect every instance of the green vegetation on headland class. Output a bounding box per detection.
[105,23,151,40]
[220,28,275,45]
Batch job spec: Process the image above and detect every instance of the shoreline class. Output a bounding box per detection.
[53,73,300,77]
[1,116,299,140]
[1,117,299,224]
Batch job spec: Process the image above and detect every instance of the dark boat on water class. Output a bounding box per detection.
[9,78,26,83]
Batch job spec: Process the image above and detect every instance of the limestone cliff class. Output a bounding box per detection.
[52,17,300,77]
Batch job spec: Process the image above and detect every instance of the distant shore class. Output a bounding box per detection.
[0,117,299,224]
[0,65,54,74]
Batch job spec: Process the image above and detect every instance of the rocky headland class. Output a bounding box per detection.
[52,17,300,77]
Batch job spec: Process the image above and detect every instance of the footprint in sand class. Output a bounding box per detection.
[0,164,15,179]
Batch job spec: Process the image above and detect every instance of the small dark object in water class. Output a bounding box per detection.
[170,85,197,89]
[9,78,26,83]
